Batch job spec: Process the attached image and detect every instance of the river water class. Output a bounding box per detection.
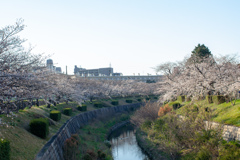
[108,125,149,160]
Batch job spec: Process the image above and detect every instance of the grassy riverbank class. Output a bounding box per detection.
[132,100,240,160]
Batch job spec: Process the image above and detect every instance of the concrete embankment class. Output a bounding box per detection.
[35,103,141,160]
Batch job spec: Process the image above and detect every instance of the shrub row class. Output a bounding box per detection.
[126,99,133,103]
[137,98,142,102]
[212,95,225,104]
[171,102,181,110]
[0,139,10,160]
[63,108,72,116]
[94,102,103,108]
[177,95,227,105]
[29,118,49,139]
[77,104,87,111]
[50,110,61,121]
[111,100,119,105]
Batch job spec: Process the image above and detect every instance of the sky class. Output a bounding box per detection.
[1,0,240,75]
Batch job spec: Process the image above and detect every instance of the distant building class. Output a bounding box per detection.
[82,75,162,82]
[46,59,53,70]
[74,65,117,77]
[46,59,62,73]
[56,67,62,73]
[74,65,162,82]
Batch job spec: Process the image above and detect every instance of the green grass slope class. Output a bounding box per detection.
[175,99,240,127]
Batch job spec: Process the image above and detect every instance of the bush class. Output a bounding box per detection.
[145,97,151,100]
[154,96,158,99]
[63,108,72,116]
[78,104,87,111]
[111,100,119,105]
[50,110,61,121]
[177,96,185,102]
[126,99,133,103]
[196,147,212,160]
[212,95,225,104]
[94,102,103,108]
[219,140,240,160]
[158,104,172,116]
[137,98,142,102]
[0,139,10,160]
[63,134,79,160]
[29,118,49,138]
[171,102,181,110]
[47,104,51,108]
[141,120,152,130]
[206,95,213,104]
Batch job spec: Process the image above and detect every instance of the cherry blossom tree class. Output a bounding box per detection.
[156,54,240,105]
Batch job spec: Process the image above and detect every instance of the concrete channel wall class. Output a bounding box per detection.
[35,103,141,160]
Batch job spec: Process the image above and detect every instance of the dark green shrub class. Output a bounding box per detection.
[177,95,185,102]
[94,102,103,108]
[137,98,142,102]
[29,118,49,138]
[145,97,151,100]
[47,104,51,108]
[126,99,133,103]
[111,100,119,105]
[172,102,181,110]
[193,105,199,112]
[0,139,10,160]
[154,97,158,99]
[206,95,213,104]
[63,108,72,116]
[50,110,61,121]
[81,104,87,111]
[212,95,225,104]
[78,104,87,111]
[77,105,81,110]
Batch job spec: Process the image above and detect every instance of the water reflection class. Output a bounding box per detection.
[109,125,149,160]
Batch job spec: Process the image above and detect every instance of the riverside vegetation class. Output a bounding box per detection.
[131,99,240,160]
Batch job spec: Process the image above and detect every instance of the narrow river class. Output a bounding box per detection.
[108,125,149,160]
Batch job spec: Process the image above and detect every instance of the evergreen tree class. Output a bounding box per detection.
[187,44,212,64]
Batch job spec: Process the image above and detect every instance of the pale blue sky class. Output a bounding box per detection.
[1,0,240,75]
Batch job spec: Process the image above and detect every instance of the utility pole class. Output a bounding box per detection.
[66,66,68,75]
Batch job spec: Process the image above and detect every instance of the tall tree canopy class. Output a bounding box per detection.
[187,44,212,64]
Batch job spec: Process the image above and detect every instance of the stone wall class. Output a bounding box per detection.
[205,121,240,141]
[178,115,240,141]
[35,103,141,160]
